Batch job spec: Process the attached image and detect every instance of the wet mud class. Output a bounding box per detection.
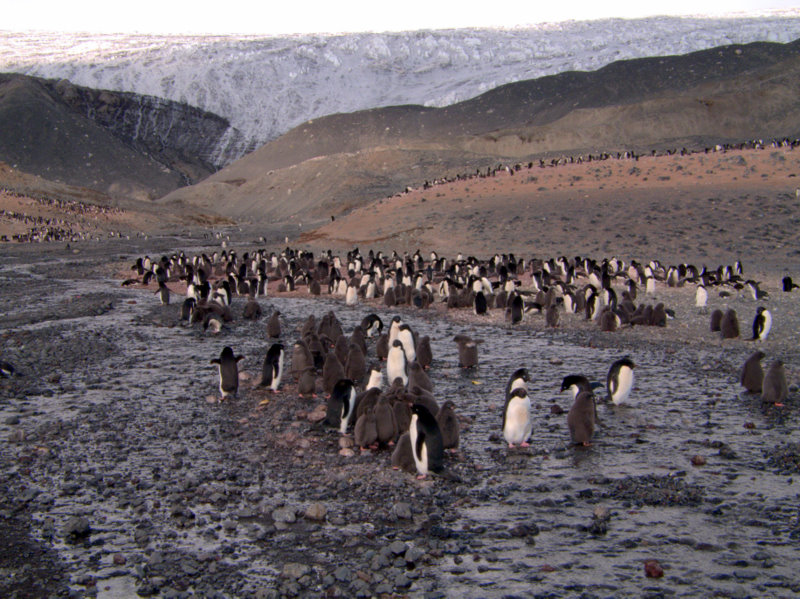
[1,238,799,598]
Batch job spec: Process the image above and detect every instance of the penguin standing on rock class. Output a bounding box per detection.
[502,388,532,448]
[210,346,244,401]
[751,307,772,341]
[259,343,284,392]
[740,351,765,393]
[409,403,445,478]
[607,357,636,405]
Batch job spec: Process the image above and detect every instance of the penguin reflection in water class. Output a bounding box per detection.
[210,346,244,401]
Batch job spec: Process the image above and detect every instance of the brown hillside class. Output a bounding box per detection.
[160,40,800,224]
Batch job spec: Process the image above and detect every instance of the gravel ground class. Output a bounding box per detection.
[1,236,799,598]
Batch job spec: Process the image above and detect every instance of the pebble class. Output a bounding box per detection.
[339,436,354,449]
[4,415,20,425]
[393,502,413,519]
[339,448,355,457]
[644,559,664,578]
[283,563,310,580]
[272,507,297,524]
[63,515,91,541]
[304,503,327,521]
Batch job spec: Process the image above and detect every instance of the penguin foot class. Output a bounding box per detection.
[416,474,427,480]
[520,442,531,447]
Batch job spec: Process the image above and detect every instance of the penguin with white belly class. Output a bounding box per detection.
[607,357,636,405]
[409,403,445,478]
[502,388,532,448]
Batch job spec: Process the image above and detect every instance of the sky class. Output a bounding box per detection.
[4,0,800,35]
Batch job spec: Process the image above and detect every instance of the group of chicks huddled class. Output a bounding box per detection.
[209,310,466,478]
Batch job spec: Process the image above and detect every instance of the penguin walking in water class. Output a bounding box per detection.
[751,306,772,341]
[720,309,740,339]
[740,350,765,393]
[436,400,460,452]
[259,343,285,392]
[210,346,244,401]
[326,379,357,433]
[567,391,596,446]
[453,334,480,368]
[503,388,532,448]
[409,403,445,478]
[607,357,636,405]
[761,360,788,407]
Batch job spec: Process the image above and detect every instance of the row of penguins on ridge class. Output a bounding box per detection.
[118,247,793,478]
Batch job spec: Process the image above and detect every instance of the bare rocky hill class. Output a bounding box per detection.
[159,39,800,224]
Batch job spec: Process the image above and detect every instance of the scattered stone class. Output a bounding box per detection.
[63,516,91,542]
[113,553,126,565]
[389,540,407,556]
[644,559,664,578]
[691,455,707,466]
[339,448,355,457]
[272,507,297,524]
[339,436,354,449]
[393,502,412,519]
[283,563,310,580]
[305,503,327,521]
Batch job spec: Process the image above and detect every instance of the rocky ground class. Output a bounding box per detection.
[1,231,799,598]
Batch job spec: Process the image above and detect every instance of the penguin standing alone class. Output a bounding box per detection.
[210,346,244,401]
[761,360,788,407]
[259,343,285,392]
[607,357,636,405]
[502,388,532,448]
[567,391,596,446]
[751,306,772,341]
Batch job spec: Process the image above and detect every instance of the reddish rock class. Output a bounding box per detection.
[644,559,664,578]
[691,455,706,466]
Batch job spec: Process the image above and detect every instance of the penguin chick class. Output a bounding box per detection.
[436,400,460,452]
[740,350,765,394]
[761,360,788,406]
[567,391,596,446]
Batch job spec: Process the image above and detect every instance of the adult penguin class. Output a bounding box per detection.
[567,391,596,446]
[695,285,708,308]
[416,335,433,370]
[607,356,636,405]
[751,306,772,341]
[761,360,788,406]
[453,334,480,368]
[361,313,383,338]
[509,292,524,324]
[560,374,601,398]
[505,367,530,400]
[474,290,488,315]
[259,343,285,392]
[502,388,532,448]
[210,346,244,400]
[409,403,445,478]
[155,283,170,305]
[436,400,460,452]
[720,308,740,339]
[326,378,357,433]
[386,340,408,387]
[396,324,417,363]
[740,350,765,394]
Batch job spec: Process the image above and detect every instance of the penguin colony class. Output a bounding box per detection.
[125,246,794,478]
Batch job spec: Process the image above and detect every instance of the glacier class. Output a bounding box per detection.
[3,14,800,165]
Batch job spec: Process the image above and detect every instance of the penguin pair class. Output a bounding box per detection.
[740,351,788,406]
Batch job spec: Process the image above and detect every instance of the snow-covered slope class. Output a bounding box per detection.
[3,14,800,164]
